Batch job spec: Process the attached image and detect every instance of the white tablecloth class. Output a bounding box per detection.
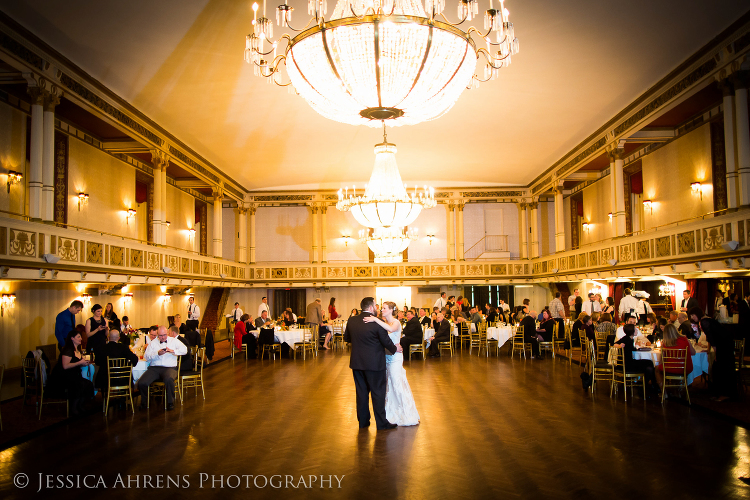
[275,328,311,346]
[132,360,148,383]
[487,327,513,348]
[609,347,710,385]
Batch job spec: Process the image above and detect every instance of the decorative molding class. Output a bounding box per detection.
[0,31,45,70]
[677,231,696,254]
[167,145,219,183]
[255,195,313,202]
[702,225,725,251]
[460,191,525,198]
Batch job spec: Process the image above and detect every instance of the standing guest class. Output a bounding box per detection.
[186,296,200,331]
[568,289,580,309]
[400,310,423,360]
[85,304,108,357]
[95,330,138,390]
[428,311,451,357]
[227,302,243,323]
[574,295,583,320]
[522,298,530,315]
[613,324,658,393]
[434,292,447,310]
[137,326,187,411]
[234,314,249,351]
[618,288,639,321]
[714,289,724,316]
[682,309,702,341]
[498,299,510,314]
[729,292,739,317]
[258,297,270,319]
[602,297,615,317]
[306,298,323,327]
[549,292,566,325]
[328,297,339,320]
[461,297,471,315]
[418,308,431,326]
[582,293,601,316]
[679,290,698,313]
[717,297,731,323]
[635,296,653,326]
[173,314,189,336]
[518,310,543,359]
[595,313,617,348]
[47,330,94,417]
[738,291,750,329]
[446,295,456,310]
[103,302,119,331]
[55,300,83,351]
[349,308,359,318]
[120,316,137,345]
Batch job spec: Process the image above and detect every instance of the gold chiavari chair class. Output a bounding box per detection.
[437,331,454,357]
[458,322,471,351]
[37,361,68,420]
[468,325,487,356]
[484,322,498,356]
[610,346,646,401]
[511,326,530,359]
[181,347,206,400]
[661,347,690,405]
[310,324,321,354]
[578,329,590,368]
[568,329,587,366]
[552,322,566,359]
[538,326,554,359]
[589,340,613,394]
[103,358,134,414]
[409,340,427,361]
[595,331,609,361]
[21,357,37,407]
[332,322,346,351]
[293,329,315,360]
[148,357,182,409]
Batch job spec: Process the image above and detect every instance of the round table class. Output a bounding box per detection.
[609,347,711,385]
[487,326,514,348]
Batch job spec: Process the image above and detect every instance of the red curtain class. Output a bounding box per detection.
[135,180,148,204]
[613,283,624,324]
[686,279,709,314]
[630,171,643,194]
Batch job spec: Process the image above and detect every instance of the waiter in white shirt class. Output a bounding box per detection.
[581,293,601,316]
[434,292,447,310]
[186,296,200,330]
[258,297,270,319]
[618,288,640,321]
[227,302,243,322]
[136,326,187,410]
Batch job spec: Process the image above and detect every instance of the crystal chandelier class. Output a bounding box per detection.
[336,129,436,228]
[360,227,418,263]
[244,0,519,127]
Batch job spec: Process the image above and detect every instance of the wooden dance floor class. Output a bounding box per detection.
[1,349,748,499]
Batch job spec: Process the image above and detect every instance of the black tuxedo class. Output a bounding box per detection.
[401,317,423,359]
[419,316,431,327]
[95,340,139,389]
[343,312,398,429]
[184,329,202,348]
[176,335,193,372]
[681,297,698,312]
[428,319,451,356]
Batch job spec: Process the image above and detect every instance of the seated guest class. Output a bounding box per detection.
[675,311,688,330]
[169,326,193,372]
[613,324,658,392]
[255,310,271,329]
[591,311,601,326]
[283,309,296,327]
[680,309,701,341]
[655,324,694,388]
[470,306,483,327]
[650,316,667,341]
[400,310,423,360]
[428,311,451,357]
[173,314,189,336]
[669,310,679,329]
[95,330,139,389]
[487,306,498,324]
[234,314,249,351]
[349,308,359,318]
[577,313,596,348]
[537,309,555,341]
[47,330,94,417]
[431,311,439,330]
[137,326,187,411]
[595,313,617,348]
[615,314,642,341]
[418,308,431,326]
[570,312,586,348]
[518,311,542,359]
[242,314,258,356]
[132,325,158,355]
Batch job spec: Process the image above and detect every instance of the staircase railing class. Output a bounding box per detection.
[465,235,509,260]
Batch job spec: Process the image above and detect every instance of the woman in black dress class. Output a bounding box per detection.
[574,295,583,320]
[103,302,119,330]
[538,308,555,342]
[84,304,108,357]
[48,330,94,416]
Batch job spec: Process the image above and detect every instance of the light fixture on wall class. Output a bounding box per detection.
[1,293,16,316]
[582,222,591,233]
[81,293,92,305]
[124,292,134,302]
[342,235,352,247]
[426,233,436,245]
[608,212,612,222]
[165,221,171,229]
[643,200,653,214]
[126,208,137,224]
[691,182,703,200]
[6,171,22,193]
[77,192,89,211]
[658,283,675,297]
[163,293,172,304]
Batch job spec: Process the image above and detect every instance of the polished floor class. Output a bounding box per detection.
[1,348,748,499]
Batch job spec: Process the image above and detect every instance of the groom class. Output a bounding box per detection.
[344,297,402,430]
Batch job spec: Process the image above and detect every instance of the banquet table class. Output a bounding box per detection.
[487,326,514,348]
[132,359,148,383]
[274,328,311,346]
[608,346,711,385]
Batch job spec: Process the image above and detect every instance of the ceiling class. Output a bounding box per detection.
[0,0,747,192]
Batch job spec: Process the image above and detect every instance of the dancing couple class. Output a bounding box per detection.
[344,297,420,430]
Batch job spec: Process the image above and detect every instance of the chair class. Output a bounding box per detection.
[588,340,613,394]
[181,347,206,400]
[293,329,315,360]
[735,339,745,371]
[468,326,487,356]
[103,358,134,414]
[147,357,182,409]
[552,322,566,359]
[661,347,690,405]
[610,347,646,401]
[484,323,499,356]
[37,361,69,420]
[309,324,321,354]
[22,357,37,407]
[259,328,282,360]
[538,326,554,359]
[409,340,427,361]
[458,322,471,351]
[511,326,530,359]
[569,329,587,366]
[35,344,57,364]
[437,332,453,357]
[595,330,609,361]
[332,323,345,351]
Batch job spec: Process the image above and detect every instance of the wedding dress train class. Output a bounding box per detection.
[385,326,420,426]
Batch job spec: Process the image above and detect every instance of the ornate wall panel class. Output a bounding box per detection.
[110,246,124,266]
[601,247,613,263]
[193,259,201,273]
[146,252,159,270]
[577,254,586,268]
[9,229,36,257]
[405,266,423,277]
[619,244,633,262]
[85,241,102,264]
[588,251,599,266]
[430,265,451,277]
[327,267,346,278]
[491,264,507,275]
[354,267,372,278]
[677,231,695,254]
[655,237,671,257]
[203,262,210,275]
[130,249,143,268]
[181,258,190,273]
[54,132,68,225]
[702,225,724,251]
[271,267,287,279]
[212,263,221,276]
[167,255,179,271]
[465,264,483,276]
[255,268,265,279]
[636,240,650,260]
[379,266,398,277]
[57,237,78,261]
[294,267,311,279]
[514,264,524,275]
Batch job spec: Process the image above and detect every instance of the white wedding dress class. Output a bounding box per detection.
[385,324,420,426]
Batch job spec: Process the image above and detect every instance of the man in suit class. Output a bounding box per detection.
[400,310,423,360]
[344,297,401,430]
[95,329,139,389]
[306,298,323,327]
[428,311,451,357]
[186,296,200,331]
[255,310,271,329]
[519,310,542,359]
[169,326,193,372]
[680,290,698,313]
[418,308,431,327]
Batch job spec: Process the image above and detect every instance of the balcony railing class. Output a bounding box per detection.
[465,235,509,260]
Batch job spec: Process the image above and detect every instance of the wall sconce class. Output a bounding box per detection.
[165,221,171,229]
[163,293,172,303]
[6,171,22,193]
[77,192,89,211]
[691,182,703,200]
[342,235,352,247]
[608,213,613,222]
[1,293,16,316]
[81,293,92,305]
[427,234,436,245]
[582,223,591,233]
[126,208,137,224]
[124,292,134,303]
[643,200,653,214]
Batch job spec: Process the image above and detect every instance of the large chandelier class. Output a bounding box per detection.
[360,227,418,263]
[244,0,519,127]
[336,130,435,228]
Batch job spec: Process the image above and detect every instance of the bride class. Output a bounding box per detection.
[363,301,420,426]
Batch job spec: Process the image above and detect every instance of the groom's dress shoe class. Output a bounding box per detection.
[378,423,398,430]
[359,422,370,428]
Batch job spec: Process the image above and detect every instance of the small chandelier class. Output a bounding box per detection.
[360,226,418,263]
[244,0,519,127]
[337,127,435,228]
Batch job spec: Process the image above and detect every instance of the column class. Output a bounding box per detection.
[446,202,455,261]
[735,72,750,206]
[320,204,328,263]
[554,184,565,252]
[151,151,167,244]
[518,202,528,259]
[608,150,617,231]
[238,207,248,263]
[27,85,45,220]
[310,203,319,263]
[160,164,167,244]
[249,205,257,264]
[212,185,223,258]
[613,148,627,236]
[42,89,60,222]
[723,79,739,209]
[529,199,540,258]
[456,202,465,260]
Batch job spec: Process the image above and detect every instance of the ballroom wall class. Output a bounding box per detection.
[407,205,448,261]
[463,203,520,258]
[0,102,26,216]
[255,205,312,263]
[324,208,369,262]
[579,172,615,246]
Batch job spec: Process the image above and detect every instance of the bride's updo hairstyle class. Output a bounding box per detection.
[383,301,398,317]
